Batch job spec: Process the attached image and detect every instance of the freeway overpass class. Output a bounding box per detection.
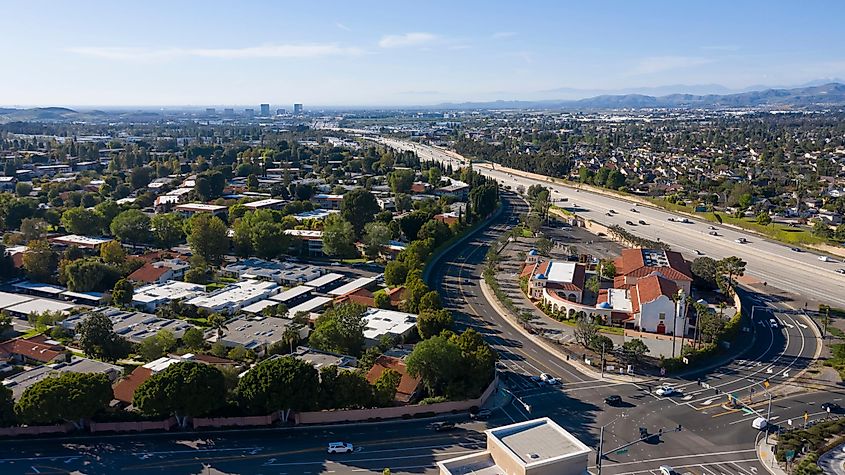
[374,137,845,309]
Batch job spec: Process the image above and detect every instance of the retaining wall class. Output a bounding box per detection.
[89,417,177,433]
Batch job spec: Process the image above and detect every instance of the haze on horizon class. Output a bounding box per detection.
[2,0,845,107]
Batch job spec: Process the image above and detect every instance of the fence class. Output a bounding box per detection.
[294,376,498,425]
[89,417,177,433]
[0,422,74,437]
[192,413,279,429]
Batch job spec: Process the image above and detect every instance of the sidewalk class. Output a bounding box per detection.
[757,435,788,475]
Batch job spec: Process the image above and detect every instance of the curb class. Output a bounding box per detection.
[756,433,787,475]
[480,277,642,384]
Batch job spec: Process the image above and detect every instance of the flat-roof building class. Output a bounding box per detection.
[174,203,228,218]
[222,258,324,286]
[303,272,344,292]
[438,418,591,475]
[362,308,417,345]
[207,316,310,353]
[2,356,122,401]
[132,281,206,312]
[61,307,194,344]
[269,285,313,305]
[50,234,113,249]
[328,276,379,297]
[185,280,279,314]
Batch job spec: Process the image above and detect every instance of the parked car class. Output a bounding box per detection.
[327,442,354,454]
[630,208,638,213]
[659,465,675,475]
[605,395,622,405]
[752,417,768,430]
[431,421,456,431]
[470,409,492,421]
[609,209,616,214]
[694,249,703,255]
[655,385,677,397]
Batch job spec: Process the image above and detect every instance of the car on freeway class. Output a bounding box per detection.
[626,220,636,226]
[604,395,622,405]
[708,225,717,230]
[837,269,845,275]
[609,209,616,214]
[470,409,492,420]
[431,421,456,431]
[819,255,834,262]
[735,237,748,244]
[327,442,354,454]
[821,402,842,413]
[659,465,675,475]
[694,249,703,255]
[752,417,768,430]
[638,219,647,225]
[606,212,613,217]
[790,247,802,252]
[539,373,559,385]
[630,208,638,213]
[709,231,719,236]
[655,385,677,397]
[770,318,779,328]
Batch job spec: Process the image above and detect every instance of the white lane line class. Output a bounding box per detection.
[600,449,757,467]
[611,459,760,475]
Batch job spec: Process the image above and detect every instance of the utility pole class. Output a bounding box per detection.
[597,425,604,475]
[600,342,606,378]
[765,392,773,444]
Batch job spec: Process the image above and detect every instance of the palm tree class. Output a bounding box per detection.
[207,313,228,340]
[282,325,301,354]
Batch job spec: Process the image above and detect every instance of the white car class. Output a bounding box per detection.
[327,442,354,454]
[659,465,674,475]
[655,386,677,397]
[769,318,778,328]
[735,238,748,244]
[752,417,768,430]
[819,255,833,262]
[539,373,559,385]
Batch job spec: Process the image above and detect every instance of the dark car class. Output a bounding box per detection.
[605,395,622,405]
[431,421,456,431]
[821,402,842,413]
[470,409,492,421]
[626,220,635,226]
[638,219,647,225]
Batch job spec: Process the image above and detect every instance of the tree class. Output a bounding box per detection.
[0,311,11,337]
[585,275,600,294]
[599,259,616,279]
[247,173,259,191]
[61,258,120,292]
[110,209,152,244]
[388,169,415,195]
[99,240,125,265]
[621,339,649,364]
[111,278,134,306]
[61,207,102,235]
[756,212,772,226]
[237,357,319,419]
[417,308,453,339]
[374,291,392,309]
[698,310,724,343]
[399,210,429,241]
[308,303,367,357]
[227,345,254,362]
[0,384,13,427]
[76,312,131,362]
[419,291,441,311]
[151,213,185,248]
[19,217,48,242]
[186,213,229,265]
[812,219,833,239]
[691,257,718,290]
[469,182,498,218]
[384,260,409,286]
[14,372,111,427]
[321,214,357,258]
[95,200,121,228]
[574,316,599,348]
[406,334,463,397]
[182,327,206,351]
[363,222,391,258]
[134,362,226,425]
[428,167,442,185]
[137,330,177,362]
[589,334,614,353]
[417,220,452,247]
[372,368,401,407]
[341,189,380,237]
[15,181,32,197]
[717,256,746,291]
[207,313,228,340]
[606,170,626,190]
[318,365,374,409]
[22,240,58,282]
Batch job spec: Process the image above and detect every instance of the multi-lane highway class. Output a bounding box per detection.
[374,136,845,309]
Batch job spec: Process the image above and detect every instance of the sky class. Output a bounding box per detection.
[2,0,845,107]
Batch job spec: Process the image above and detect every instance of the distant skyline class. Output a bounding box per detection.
[2,0,845,107]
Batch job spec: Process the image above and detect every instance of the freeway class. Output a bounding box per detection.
[374,136,845,309]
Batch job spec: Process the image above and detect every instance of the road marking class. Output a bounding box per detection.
[609,459,759,475]
[598,449,756,467]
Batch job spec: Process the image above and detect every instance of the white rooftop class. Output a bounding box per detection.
[243,198,285,208]
[329,276,377,296]
[362,308,417,341]
[304,272,344,288]
[175,203,227,212]
[284,229,323,238]
[288,296,332,315]
[5,298,76,316]
[607,288,633,312]
[545,261,577,284]
[270,285,312,303]
[12,281,66,295]
[132,281,206,305]
[0,291,34,309]
[241,299,283,314]
[52,234,113,247]
[185,280,278,312]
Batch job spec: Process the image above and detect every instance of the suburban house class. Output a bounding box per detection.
[0,335,68,365]
[128,258,189,284]
[362,308,418,346]
[311,193,343,210]
[365,355,421,405]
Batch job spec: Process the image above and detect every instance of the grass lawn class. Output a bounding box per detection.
[556,318,624,335]
[20,328,43,339]
[647,198,827,246]
[341,258,367,265]
[521,228,534,238]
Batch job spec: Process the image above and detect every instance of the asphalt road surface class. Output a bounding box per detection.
[374,136,845,309]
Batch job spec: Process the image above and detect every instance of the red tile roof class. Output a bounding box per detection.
[0,336,66,363]
[128,263,170,283]
[633,274,679,312]
[617,248,692,282]
[334,287,375,307]
[112,366,153,404]
[365,355,421,404]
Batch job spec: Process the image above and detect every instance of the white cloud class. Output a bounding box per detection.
[66,43,363,61]
[378,32,438,48]
[629,56,713,75]
[492,32,516,39]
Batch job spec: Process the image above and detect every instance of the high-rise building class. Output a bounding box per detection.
[205,108,216,115]
[260,103,270,116]
[244,108,255,118]
[293,103,303,114]
[276,108,286,115]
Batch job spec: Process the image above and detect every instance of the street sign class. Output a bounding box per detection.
[682,357,689,364]
[660,368,666,376]
[785,450,796,461]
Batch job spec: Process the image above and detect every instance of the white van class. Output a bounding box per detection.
[752,417,768,430]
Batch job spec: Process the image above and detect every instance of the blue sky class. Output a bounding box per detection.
[2,0,844,107]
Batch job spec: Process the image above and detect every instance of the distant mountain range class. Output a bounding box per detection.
[435,82,845,110]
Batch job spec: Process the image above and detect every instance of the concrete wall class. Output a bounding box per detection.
[0,423,73,437]
[89,417,177,433]
[193,413,278,429]
[295,376,498,425]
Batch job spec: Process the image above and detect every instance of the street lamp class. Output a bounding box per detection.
[596,414,625,475]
